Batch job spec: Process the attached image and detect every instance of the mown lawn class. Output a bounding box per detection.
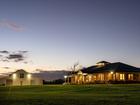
[0,84,140,105]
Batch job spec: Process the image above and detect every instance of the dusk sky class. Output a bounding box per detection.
[0,0,140,73]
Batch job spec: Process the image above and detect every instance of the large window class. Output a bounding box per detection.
[120,74,125,80]
[20,73,24,78]
[128,74,133,80]
[113,74,116,80]
[99,74,104,80]
[93,75,96,80]
[88,75,92,82]
[98,74,104,81]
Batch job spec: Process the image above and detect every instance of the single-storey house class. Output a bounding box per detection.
[66,61,140,84]
[0,69,43,86]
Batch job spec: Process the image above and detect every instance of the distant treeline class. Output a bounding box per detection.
[43,79,64,84]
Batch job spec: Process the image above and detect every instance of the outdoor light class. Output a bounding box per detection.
[110,71,114,74]
[83,73,87,76]
[27,74,31,79]
[13,73,16,79]
[64,75,67,84]
[64,75,67,79]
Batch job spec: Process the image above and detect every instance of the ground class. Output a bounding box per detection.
[0,84,140,105]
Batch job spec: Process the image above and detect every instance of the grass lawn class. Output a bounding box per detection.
[0,84,140,105]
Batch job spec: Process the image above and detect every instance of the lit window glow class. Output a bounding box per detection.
[120,74,125,80]
[88,75,92,81]
[93,75,96,80]
[100,74,104,80]
[128,74,133,80]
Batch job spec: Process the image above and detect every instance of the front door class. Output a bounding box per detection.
[20,81,23,86]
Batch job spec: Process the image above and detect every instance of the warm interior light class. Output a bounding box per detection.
[83,73,87,75]
[110,71,114,74]
[13,73,16,79]
[27,74,31,79]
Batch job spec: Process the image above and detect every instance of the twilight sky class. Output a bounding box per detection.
[0,0,140,73]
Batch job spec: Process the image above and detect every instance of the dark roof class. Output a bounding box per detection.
[14,69,28,73]
[96,61,110,64]
[80,62,140,74]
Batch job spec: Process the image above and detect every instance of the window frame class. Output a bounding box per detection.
[19,73,24,78]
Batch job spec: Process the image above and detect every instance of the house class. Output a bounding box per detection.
[0,69,43,86]
[66,61,140,84]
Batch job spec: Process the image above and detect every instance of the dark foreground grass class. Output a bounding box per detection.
[0,84,140,105]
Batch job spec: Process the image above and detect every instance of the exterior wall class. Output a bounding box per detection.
[68,71,140,84]
[0,78,6,85]
[30,77,43,85]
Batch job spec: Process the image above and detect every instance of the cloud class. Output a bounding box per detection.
[18,51,28,54]
[0,50,28,63]
[2,67,10,69]
[0,50,9,54]
[7,54,23,59]
[2,60,9,62]
[0,20,24,32]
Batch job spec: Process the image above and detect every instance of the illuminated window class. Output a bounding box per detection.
[20,73,24,78]
[113,74,116,80]
[79,76,82,81]
[85,76,89,82]
[93,75,96,80]
[120,74,125,80]
[128,74,133,80]
[88,75,92,81]
[100,74,104,80]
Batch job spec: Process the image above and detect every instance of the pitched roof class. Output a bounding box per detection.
[96,61,110,64]
[80,62,140,73]
[14,69,28,73]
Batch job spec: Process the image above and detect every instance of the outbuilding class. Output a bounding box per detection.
[0,69,43,86]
